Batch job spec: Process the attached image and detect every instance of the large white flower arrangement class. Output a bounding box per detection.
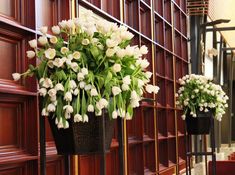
[176,74,228,121]
[12,10,159,129]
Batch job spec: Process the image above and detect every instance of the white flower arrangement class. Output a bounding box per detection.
[12,10,159,129]
[176,74,228,121]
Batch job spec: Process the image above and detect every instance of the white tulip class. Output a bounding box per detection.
[87,104,94,112]
[145,71,152,79]
[121,31,134,40]
[74,114,83,122]
[146,84,154,93]
[38,36,48,45]
[64,121,69,129]
[73,51,81,60]
[12,73,21,81]
[71,62,79,72]
[47,103,56,112]
[47,60,54,68]
[48,88,57,97]
[26,50,35,59]
[116,48,126,58]
[95,110,102,116]
[138,79,144,87]
[50,36,58,44]
[181,115,186,120]
[52,25,60,35]
[61,47,69,54]
[53,58,64,67]
[40,26,48,35]
[125,45,135,56]
[118,109,125,118]
[131,90,138,100]
[126,112,132,120]
[65,111,71,119]
[81,68,88,76]
[69,80,77,89]
[90,88,98,96]
[99,98,108,108]
[112,111,118,119]
[112,86,122,96]
[85,84,92,91]
[82,39,90,45]
[63,105,73,113]
[41,108,49,116]
[59,20,67,28]
[77,72,84,81]
[28,39,37,48]
[45,48,56,59]
[121,84,129,91]
[66,19,74,28]
[73,88,79,96]
[106,39,118,48]
[42,78,53,88]
[140,45,148,54]
[137,58,149,69]
[130,99,140,108]
[39,88,47,96]
[153,86,160,94]
[64,91,72,102]
[79,81,86,89]
[112,63,121,73]
[123,75,131,85]
[106,48,116,57]
[55,83,64,91]
[83,114,89,122]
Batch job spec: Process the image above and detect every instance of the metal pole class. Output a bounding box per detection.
[100,111,106,175]
[39,98,46,175]
[118,118,125,175]
[229,54,234,146]
[211,117,216,175]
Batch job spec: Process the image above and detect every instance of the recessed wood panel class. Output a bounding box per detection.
[0,167,23,175]
[0,0,18,20]
[0,103,19,147]
[36,0,58,29]
[46,159,64,175]
[79,156,96,175]
[0,38,18,80]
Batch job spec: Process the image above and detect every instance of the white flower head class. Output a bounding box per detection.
[77,72,84,81]
[26,50,35,59]
[63,105,73,113]
[42,78,53,88]
[52,25,60,35]
[12,73,21,81]
[85,84,92,91]
[122,84,129,91]
[145,71,152,79]
[83,114,89,122]
[116,48,126,58]
[74,114,83,122]
[81,68,88,76]
[28,39,37,48]
[38,36,48,45]
[112,111,118,119]
[73,51,81,60]
[39,26,48,35]
[47,103,56,112]
[79,81,86,89]
[61,47,69,55]
[53,58,64,67]
[112,86,122,96]
[59,20,67,28]
[123,75,131,85]
[112,63,121,73]
[181,114,186,120]
[106,48,116,57]
[140,45,148,55]
[64,91,72,102]
[48,88,57,97]
[90,88,98,96]
[146,84,154,93]
[45,48,56,59]
[106,39,118,48]
[39,88,47,97]
[69,80,77,89]
[71,62,79,72]
[41,108,49,116]
[82,39,90,45]
[99,98,108,108]
[55,83,64,91]
[87,104,94,112]
[73,88,79,96]
[131,90,138,100]
[50,36,58,44]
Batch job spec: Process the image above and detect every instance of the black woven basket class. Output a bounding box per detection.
[185,110,213,135]
[48,112,114,155]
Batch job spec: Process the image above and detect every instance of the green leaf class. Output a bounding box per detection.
[104,71,112,87]
[38,60,47,78]
[64,79,70,93]
[90,45,100,58]
[37,49,45,58]
[29,64,35,72]
[56,96,63,118]
[127,105,133,116]
[81,90,86,116]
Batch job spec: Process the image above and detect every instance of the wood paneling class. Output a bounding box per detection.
[0,0,19,21]
[46,158,64,175]
[0,38,18,81]
[0,103,19,147]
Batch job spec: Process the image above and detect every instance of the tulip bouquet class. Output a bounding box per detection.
[12,10,159,129]
[176,74,228,121]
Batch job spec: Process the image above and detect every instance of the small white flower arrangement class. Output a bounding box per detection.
[12,10,159,129]
[176,74,228,121]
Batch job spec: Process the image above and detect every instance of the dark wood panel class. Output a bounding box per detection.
[0,0,19,21]
[79,155,96,175]
[46,157,64,175]
[0,103,19,147]
[0,38,18,81]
